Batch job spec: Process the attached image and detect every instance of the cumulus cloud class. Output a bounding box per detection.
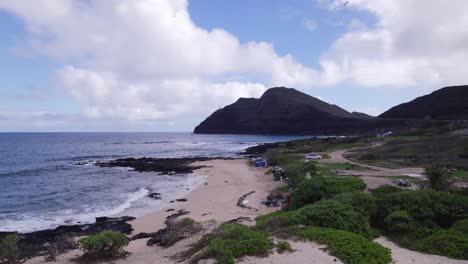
[0,0,319,122]
[318,0,468,90]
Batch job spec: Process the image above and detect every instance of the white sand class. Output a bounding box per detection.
[375,237,468,264]
[239,240,343,264]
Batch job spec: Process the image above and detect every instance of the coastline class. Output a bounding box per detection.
[25,158,285,264]
[130,158,282,234]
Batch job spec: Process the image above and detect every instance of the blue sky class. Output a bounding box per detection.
[0,0,466,132]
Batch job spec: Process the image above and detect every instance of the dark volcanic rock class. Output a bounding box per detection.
[148,192,162,199]
[96,157,216,174]
[10,216,134,260]
[194,87,410,135]
[167,209,190,220]
[380,85,468,120]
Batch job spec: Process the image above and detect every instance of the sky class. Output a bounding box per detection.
[0,0,467,132]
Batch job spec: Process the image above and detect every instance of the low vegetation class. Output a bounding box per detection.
[185,223,273,264]
[276,240,293,253]
[348,133,468,170]
[0,234,18,264]
[425,163,454,191]
[287,177,366,210]
[257,199,373,238]
[290,226,392,264]
[316,162,366,175]
[78,231,129,260]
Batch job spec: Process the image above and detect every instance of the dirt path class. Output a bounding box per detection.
[319,148,424,177]
[317,144,424,190]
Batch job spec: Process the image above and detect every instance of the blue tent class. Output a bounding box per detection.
[255,160,267,167]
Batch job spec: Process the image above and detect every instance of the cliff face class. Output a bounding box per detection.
[379,85,468,120]
[194,87,408,135]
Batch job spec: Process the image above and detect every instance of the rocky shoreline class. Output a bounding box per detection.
[3,156,240,261]
[95,156,236,174]
[0,216,134,261]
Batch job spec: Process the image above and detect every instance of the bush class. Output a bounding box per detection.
[0,234,18,264]
[276,241,293,253]
[78,231,129,259]
[256,200,373,238]
[384,210,415,233]
[188,223,273,264]
[425,163,454,192]
[369,185,403,196]
[373,189,468,229]
[332,192,376,217]
[414,218,468,259]
[290,226,392,264]
[288,177,366,210]
[264,150,286,166]
[155,218,203,247]
[303,161,317,174]
[284,164,306,185]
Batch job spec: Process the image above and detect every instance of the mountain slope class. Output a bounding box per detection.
[194,87,407,135]
[379,85,468,120]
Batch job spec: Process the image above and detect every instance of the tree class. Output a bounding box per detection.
[425,162,454,192]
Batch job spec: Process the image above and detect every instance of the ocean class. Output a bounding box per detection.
[0,133,305,233]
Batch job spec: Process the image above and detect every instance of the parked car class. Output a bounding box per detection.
[306,154,322,160]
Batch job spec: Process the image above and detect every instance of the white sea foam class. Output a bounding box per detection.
[1,175,206,233]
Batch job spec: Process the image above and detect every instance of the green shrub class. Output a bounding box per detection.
[332,192,376,217]
[0,234,18,264]
[414,219,468,259]
[78,231,129,259]
[425,163,454,192]
[384,210,415,233]
[256,200,373,238]
[373,189,468,229]
[284,164,306,185]
[188,223,273,264]
[290,226,392,264]
[276,241,292,253]
[303,161,317,174]
[369,185,403,196]
[288,177,366,210]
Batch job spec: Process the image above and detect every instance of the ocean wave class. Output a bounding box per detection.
[0,187,150,233]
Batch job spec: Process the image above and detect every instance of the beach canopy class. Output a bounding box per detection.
[255,160,267,167]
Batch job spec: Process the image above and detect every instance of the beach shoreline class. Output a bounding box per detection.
[24,158,284,263]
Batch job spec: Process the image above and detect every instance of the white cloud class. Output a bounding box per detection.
[0,0,319,123]
[303,18,318,32]
[318,0,468,90]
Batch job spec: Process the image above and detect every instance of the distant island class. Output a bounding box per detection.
[195,85,468,135]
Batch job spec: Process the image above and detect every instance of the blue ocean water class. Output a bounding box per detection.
[0,133,305,233]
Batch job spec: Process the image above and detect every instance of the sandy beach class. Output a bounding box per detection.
[26,159,287,264]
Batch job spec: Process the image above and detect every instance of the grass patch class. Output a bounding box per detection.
[454,170,468,181]
[290,226,392,264]
[317,162,366,175]
[185,223,273,264]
